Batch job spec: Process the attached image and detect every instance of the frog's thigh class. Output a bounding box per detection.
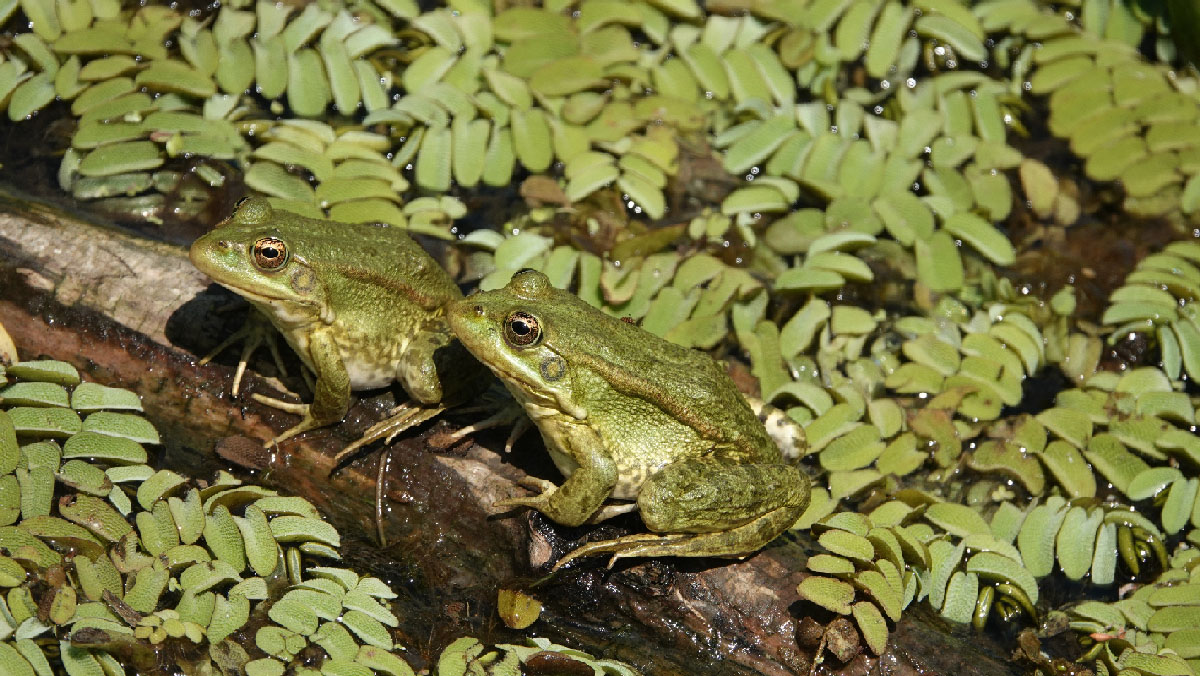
[638,460,808,543]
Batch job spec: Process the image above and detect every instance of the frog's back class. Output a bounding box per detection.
[295,217,461,309]
[511,274,777,458]
[226,199,461,310]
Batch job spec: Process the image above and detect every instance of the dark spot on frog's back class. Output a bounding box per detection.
[291,267,316,294]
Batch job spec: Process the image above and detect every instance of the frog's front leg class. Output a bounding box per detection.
[331,325,457,467]
[396,322,454,405]
[554,460,809,569]
[495,422,617,527]
[199,310,292,396]
[335,324,499,466]
[251,328,350,446]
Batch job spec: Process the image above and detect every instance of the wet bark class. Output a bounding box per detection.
[0,195,1021,676]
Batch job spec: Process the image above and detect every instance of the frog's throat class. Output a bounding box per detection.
[496,368,587,420]
[217,281,330,325]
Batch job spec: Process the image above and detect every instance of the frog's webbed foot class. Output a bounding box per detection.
[200,312,290,397]
[552,533,691,571]
[444,401,525,445]
[249,394,317,447]
[331,403,446,469]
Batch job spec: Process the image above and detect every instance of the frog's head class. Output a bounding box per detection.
[447,270,584,418]
[189,198,330,323]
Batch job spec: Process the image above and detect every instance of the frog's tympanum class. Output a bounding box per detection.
[190,198,483,448]
[447,269,810,567]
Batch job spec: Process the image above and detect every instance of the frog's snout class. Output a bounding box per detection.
[188,235,238,276]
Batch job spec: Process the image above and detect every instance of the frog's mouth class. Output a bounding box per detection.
[213,280,323,325]
[212,280,277,303]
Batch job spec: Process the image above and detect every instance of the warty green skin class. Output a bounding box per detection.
[446,269,810,567]
[189,198,480,445]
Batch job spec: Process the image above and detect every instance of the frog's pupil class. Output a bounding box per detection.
[512,321,529,335]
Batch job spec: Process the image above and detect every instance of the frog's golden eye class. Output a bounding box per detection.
[253,237,288,270]
[504,311,541,347]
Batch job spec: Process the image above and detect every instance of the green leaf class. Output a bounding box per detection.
[1039,440,1096,499]
[915,231,963,292]
[70,383,142,412]
[1016,499,1066,578]
[925,503,991,538]
[966,551,1039,606]
[1056,506,1103,580]
[797,576,854,615]
[942,212,1015,265]
[819,529,875,562]
[819,424,884,472]
[940,570,978,623]
[77,141,163,177]
[722,115,795,174]
[1126,467,1183,501]
[865,2,912,78]
[135,59,216,98]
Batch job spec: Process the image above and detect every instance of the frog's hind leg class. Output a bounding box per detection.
[332,403,446,468]
[552,504,798,570]
[553,460,809,570]
[443,384,528,449]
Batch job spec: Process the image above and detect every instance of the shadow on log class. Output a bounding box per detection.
[0,193,1021,676]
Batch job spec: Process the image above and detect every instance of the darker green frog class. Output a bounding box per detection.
[447,269,810,567]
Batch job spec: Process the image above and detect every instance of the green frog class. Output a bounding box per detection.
[189,197,484,450]
[446,269,810,568]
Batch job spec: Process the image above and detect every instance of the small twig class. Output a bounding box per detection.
[375,446,391,547]
[808,631,826,676]
[102,589,142,627]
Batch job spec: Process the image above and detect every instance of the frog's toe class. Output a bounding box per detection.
[265,419,319,448]
[201,312,288,397]
[331,404,445,469]
[515,475,557,492]
[493,494,550,514]
[251,393,309,415]
[445,401,526,448]
[552,534,685,571]
[248,396,318,447]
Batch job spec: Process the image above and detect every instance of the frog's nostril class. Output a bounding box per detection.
[472,305,484,316]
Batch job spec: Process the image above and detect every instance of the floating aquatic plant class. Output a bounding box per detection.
[3,0,1200,670]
